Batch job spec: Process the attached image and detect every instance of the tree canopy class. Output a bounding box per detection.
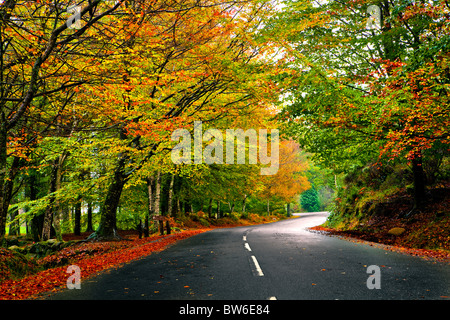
[0,0,313,243]
[277,0,449,209]
[1,0,447,244]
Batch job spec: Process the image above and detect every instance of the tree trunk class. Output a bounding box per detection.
[155,171,164,235]
[0,134,21,244]
[167,174,174,216]
[287,203,291,217]
[53,153,67,240]
[155,171,161,216]
[74,169,90,236]
[89,156,127,241]
[144,213,149,238]
[8,207,19,236]
[217,200,221,218]
[42,152,68,241]
[145,176,154,237]
[242,194,247,213]
[42,159,59,241]
[86,202,94,232]
[208,198,213,218]
[74,197,82,236]
[412,154,426,210]
[137,219,142,239]
[228,201,235,214]
[267,199,270,215]
[27,168,42,242]
[0,118,8,245]
[93,177,124,240]
[165,220,171,235]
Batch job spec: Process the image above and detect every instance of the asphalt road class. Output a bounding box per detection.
[45,212,450,300]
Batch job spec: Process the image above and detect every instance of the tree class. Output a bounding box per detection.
[259,140,310,214]
[276,0,450,211]
[0,0,126,244]
[1,0,333,241]
[84,0,285,239]
[300,187,320,212]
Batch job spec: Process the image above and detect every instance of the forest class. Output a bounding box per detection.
[0,0,449,295]
[0,0,317,244]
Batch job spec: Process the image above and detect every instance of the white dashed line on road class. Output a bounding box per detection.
[250,255,264,276]
[243,231,264,277]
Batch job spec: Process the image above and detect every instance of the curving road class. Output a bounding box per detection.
[45,212,449,300]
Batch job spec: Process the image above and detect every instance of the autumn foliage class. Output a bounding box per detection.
[1,0,448,301]
[0,0,312,245]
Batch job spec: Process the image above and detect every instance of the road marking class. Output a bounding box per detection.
[244,242,252,252]
[268,296,277,300]
[243,235,247,241]
[251,255,264,276]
